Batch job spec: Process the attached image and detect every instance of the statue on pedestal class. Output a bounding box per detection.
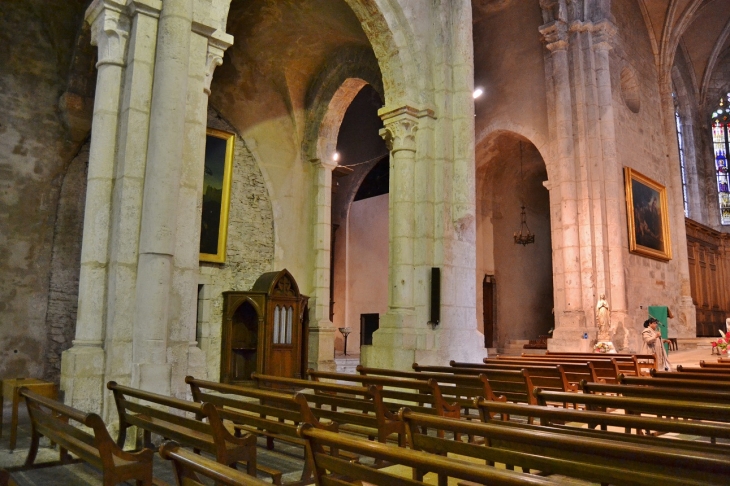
[596,294,611,341]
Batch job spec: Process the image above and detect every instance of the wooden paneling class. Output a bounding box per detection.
[685,218,730,336]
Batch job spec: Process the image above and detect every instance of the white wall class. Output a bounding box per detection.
[335,194,389,353]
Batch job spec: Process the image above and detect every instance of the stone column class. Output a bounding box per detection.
[593,21,629,331]
[364,106,422,370]
[540,19,586,348]
[174,28,233,389]
[61,0,129,413]
[102,0,161,415]
[308,158,338,371]
[132,0,193,394]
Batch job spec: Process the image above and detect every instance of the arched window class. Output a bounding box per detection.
[673,92,689,217]
[712,92,730,225]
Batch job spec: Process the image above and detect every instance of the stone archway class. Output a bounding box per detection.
[476,131,554,351]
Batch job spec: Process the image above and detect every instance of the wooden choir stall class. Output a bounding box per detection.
[221,269,309,384]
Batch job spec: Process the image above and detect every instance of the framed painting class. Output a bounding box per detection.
[200,128,234,263]
[624,167,672,261]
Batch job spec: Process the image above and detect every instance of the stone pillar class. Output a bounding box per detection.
[176,28,233,389]
[593,21,629,331]
[102,0,161,418]
[61,0,130,413]
[364,106,422,370]
[308,158,338,371]
[540,18,586,348]
[132,0,193,394]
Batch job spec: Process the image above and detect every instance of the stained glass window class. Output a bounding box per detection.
[673,92,689,217]
[712,93,730,225]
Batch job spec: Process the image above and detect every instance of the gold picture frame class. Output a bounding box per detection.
[624,167,672,261]
[199,128,234,263]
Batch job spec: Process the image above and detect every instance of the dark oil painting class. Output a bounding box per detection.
[200,134,228,255]
[631,179,664,252]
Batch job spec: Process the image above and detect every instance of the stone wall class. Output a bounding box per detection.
[44,144,89,381]
[197,107,275,381]
[0,0,89,381]
[612,0,694,348]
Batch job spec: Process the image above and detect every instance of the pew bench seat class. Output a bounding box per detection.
[21,388,153,486]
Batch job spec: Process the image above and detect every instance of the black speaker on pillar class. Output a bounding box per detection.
[429,267,440,326]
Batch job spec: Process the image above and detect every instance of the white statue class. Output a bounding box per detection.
[596,294,610,341]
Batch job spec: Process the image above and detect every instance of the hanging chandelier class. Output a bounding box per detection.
[513,141,535,246]
[514,205,535,245]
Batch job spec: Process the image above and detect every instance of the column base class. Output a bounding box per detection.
[549,310,589,352]
[60,344,106,415]
[307,323,336,372]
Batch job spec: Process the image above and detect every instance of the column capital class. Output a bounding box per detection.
[310,158,338,172]
[203,30,234,95]
[539,20,569,52]
[378,105,434,153]
[591,19,617,51]
[125,0,161,18]
[86,0,131,68]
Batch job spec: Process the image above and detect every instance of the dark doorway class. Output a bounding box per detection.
[360,313,379,346]
[231,301,258,382]
[483,275,495,348]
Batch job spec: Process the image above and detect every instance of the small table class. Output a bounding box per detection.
[1,378,57,450]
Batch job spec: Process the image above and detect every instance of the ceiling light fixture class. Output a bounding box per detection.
[473,88,484,99]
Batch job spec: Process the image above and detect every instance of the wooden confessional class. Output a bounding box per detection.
[220,269,309,384]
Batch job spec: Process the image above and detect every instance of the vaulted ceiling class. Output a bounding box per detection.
[638,0,730,100]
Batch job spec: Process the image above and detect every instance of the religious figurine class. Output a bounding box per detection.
[596,294,610,341]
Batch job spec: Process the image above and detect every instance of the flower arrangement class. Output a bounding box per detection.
[711,330,729,354]
[594,342,614,354]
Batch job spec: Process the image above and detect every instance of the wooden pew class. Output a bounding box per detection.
[186,376,340,483]
[534,388,730,423]
[479,357,620,383]
[700,360,730,369]
[398,409,730,485]
[677,365,730,373]
[581,380,730,406]
[356,365,488,417]
[651,368,730,381]
[443,360,596,390]
[546,351,656,368]
[474,398,730,448]
[620,373,730,391]
[297,423,562,486]
[20,388,153,486]
[250,373,405,445]
[512,354,653,379]
[160,441,268,486]
[307,369,461,419]
[0,470,17,486]
[107,382,257,475]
